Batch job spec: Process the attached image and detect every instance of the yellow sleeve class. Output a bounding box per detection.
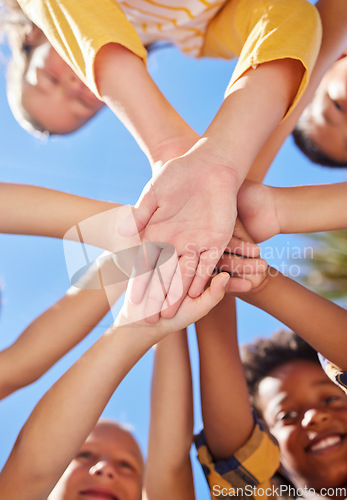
[203,0,322,118]
[195,417,281,499]
[18,0,147,98]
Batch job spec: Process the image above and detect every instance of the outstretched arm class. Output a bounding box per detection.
[0,311,155,500]
[196,295,253,460]
[123,55,311,313]
[237,180,347,243]
[95,44,199,170]
[247,0,347,182]
[236,269,347,371]
[0,253,127,399]
[0,183,120,250]
[145,331,195,500]
[19,0,321,314]
[0,272,229,500]
[97,2,321,313]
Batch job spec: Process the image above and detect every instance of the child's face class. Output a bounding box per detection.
[296,55,347,163]
[22,42,105,134]
[256,360,347,492]
[49,421,143,500]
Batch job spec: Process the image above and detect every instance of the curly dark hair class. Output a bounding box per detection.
[241,331,324,491]
[241,330,320,411]
[292,126,347,168]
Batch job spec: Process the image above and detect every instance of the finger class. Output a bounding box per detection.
[225,277,252,293]
[194,272,230,316]
[129,242,161,304]
[224,237,260,258]
[118,183,156,237]
[174,272,230,327]
[160,253,199,319]
[226,219,260,257]
[155,272,229,332]
[109,246,139,282]
[144,244,180,324]
[188,249,222,298]
[217,254,268,275]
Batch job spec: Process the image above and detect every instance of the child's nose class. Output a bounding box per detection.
[64,72,85,97]
[301,408,330,428]
[89,460,117,480]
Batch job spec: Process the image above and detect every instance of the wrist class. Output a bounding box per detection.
[235,267,277,300]
[149,131,200,173]
[273,187,288,235]
[184,138,244,191]
[109,321,161,352]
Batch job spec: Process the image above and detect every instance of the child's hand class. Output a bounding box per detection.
[222,254,269,293]
[217,249,268,293]
[215,217,268,292]
[115,272,230,337]
[119,152,242,320]
[237,180,280,243]
[224,218,261,258]
[216,218,267,292]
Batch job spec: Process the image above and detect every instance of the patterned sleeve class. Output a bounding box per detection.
[318,354,347,396]
[195,415,280,500]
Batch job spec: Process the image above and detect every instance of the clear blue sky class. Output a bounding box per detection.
[0,39,346,499]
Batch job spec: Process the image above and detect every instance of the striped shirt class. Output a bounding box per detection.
[118,0,225,56]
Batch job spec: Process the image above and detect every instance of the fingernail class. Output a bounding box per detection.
[222,273,230,287]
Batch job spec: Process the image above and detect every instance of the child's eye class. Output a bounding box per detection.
[323,395,341,405]
[277,410,298,423]
[119,461,135,472]
[76,451,94,460]
[78,97,94,111]
[44,72,58,84]
[333,100,343,112]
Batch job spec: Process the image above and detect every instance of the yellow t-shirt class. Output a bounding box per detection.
[19,0,321,115]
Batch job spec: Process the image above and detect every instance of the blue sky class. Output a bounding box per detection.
[0,40,346,499]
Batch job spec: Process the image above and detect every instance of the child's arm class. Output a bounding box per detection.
[237,181,347,243]
[117,0,321,302]
[125,55,315,307]
[0,183,120,250]
[0,272,229,500]
[196,295,253,460]
[236,269,347,371]
[144,331,195,500]
[194,294,280,497]
[0,253,127,399]
[247,0,347,182]
[19,0,321,306]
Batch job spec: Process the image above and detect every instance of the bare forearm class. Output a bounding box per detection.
[198,59,304,185]
[145,331,194,500]
[238,270,347,370]
[248,0,347,182]
[196,296,253,461]
[277,182,347,234]
[95,43,198,168]
[0,324,154,500]
[0,183,118,245]
[0,255,127,399]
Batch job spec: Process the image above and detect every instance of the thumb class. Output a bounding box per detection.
[234,218,254,244]
[118,182,157,237]
[197,272,230,318]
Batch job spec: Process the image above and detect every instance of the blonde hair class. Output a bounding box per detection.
[1,0,49,137]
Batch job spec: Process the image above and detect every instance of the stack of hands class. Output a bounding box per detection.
[117,179,283,325]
